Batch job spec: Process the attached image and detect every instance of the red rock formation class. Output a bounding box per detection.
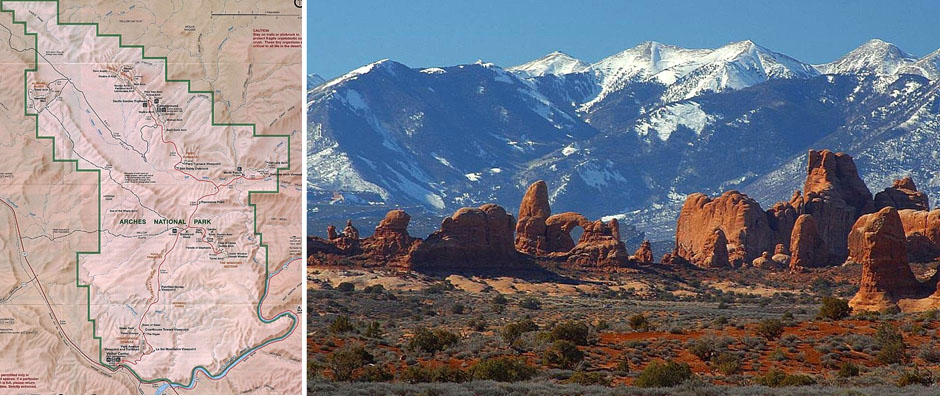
[789,214,827,270]
[326,220,360,253]
[875,177,929,211]
[632,240,654,263]
[565,219,629,268]
[609,218,621,242]
[674,191,775,268]
[409,204,520,270]
[766,201,798,249]
[342,220,360,239]
[360,210,420,264]
[897,209,940,263]
[701,228,730,268]
[848,207,922,312]
[515,180,551,255]
[327,225,338,240]
[801,150,874,264]
[544,212,591,253]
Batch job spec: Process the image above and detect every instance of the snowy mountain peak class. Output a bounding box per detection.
[318,59,404,90]
[817,39,917,76]
[508,50,590,76]
[582,40,818,109]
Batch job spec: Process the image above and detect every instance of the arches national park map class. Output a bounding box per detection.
[0,0,303,394]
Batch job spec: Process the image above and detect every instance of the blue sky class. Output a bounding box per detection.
[309,0,940,79]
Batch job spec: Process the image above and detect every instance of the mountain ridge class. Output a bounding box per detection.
[308,39,940,241]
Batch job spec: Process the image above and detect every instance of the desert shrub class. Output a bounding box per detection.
[492,293,508,305]
[542,340,584,369]
[519,296,542,310]
[756,368,816,387]
[549,321,590,345]
[916,309,938,322]
[615,355,631,374]
[409,327,459,353]
[741,336,766,350]
[362,284,385,294]
[875,322,907,364]
[918,344,940,363]
[358,364,393,382]
[712,352,742,376]
[755,318,785,340]
[423,281,454,294]
[467,317,487,332]
[836,362,860,378]
[397,364,469,383]
[363,321,383,338]
[336,281,355,292]
[818,297,852,320]
[779,334,800,347]
[469,356,537,382]
[502,319,539,343]
[329,315,356,334]
[897,368,934,386]
[328,345,373,381]
[629,314,651,331]
[451,303,466,315]
[565,370,610,386]
[634,360,692,388]
[688,338,718,362]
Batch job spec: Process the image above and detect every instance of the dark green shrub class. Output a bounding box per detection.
[336,282,355,292]
[409,327,459,353]
[755,319,785,340]
[875,322,907,364]
[519,296,542,310]
[362,284,385,294]
[549,321,590,345]
[818,297,851,320]
[358,364,392,382]
[398,364,469,383]
[501,319,538,343]
[565,370,610,386]
[897,368,934,386]
[688,338,718,362]
[492,293,508,305]
[712,352,741,375]
[363,321,382,338]
[328,345,373,381]
[629,314,651,331]
[469,357,537,382]
[756,368,816,387]
[542,340,584,369]
[634,361,692,388]
[329,315,356,334]
[837,362,860,378]
[451,303,466,315]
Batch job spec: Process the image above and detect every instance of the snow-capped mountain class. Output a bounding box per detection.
[816,39,940,79]
[511,40,820,111]
[508,51,591,77]
[309,39,940,241]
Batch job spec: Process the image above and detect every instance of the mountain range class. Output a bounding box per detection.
[308,39,940,241]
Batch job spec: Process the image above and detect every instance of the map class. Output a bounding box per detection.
[0,0,302,394]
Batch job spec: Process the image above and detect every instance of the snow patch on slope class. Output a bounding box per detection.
[634,102,717,140]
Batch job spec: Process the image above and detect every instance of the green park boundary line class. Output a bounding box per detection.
[0,0,297,389]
